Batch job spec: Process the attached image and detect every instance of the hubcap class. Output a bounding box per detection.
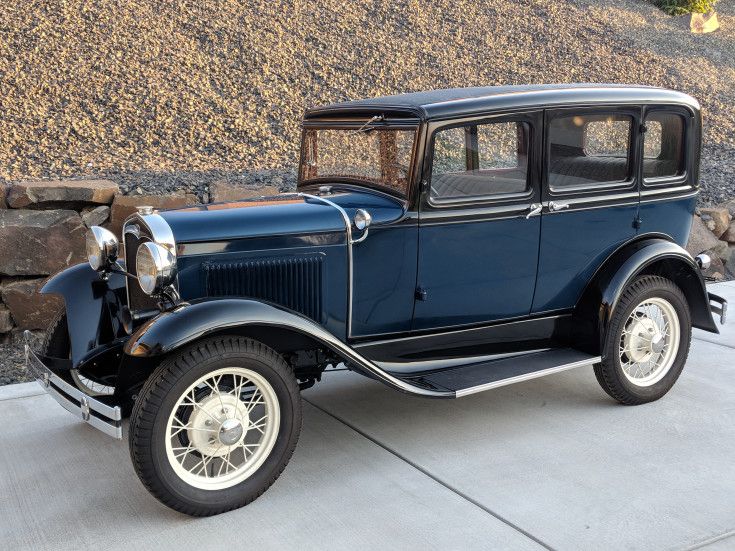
[619,297,680,387]
[165,367,280,490]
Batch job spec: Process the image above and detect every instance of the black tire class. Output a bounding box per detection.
[128,336,302,516]
[41,310,116,397]
[594,275,691,405]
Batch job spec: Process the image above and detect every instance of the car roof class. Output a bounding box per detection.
[304,84,700,121]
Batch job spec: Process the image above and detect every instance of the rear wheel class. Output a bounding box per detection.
[128,336,302,516]
[594,275,691,405]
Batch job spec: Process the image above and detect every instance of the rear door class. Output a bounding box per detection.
[413,111,543,331]
[532,106,642,314]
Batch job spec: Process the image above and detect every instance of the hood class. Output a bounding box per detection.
[159,188,406,244]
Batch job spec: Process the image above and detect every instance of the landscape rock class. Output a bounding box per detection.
[208,182,280,203]
[81,205,111,228]
[686,215,721,257]
[108,192,197,236]
[0,279,62,331]
[722,221,735,244]
[699,207,732,238]
[0,305,13,333]
[0,210,86,276]
[6,179,119,209]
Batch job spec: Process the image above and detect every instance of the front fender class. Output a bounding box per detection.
[124,298,453,397]
[573,238,718,357]
[41,263,128,366]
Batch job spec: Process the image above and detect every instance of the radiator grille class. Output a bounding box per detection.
[123,224,159,312]
[203,255,324,322]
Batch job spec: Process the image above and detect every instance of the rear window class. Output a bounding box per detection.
[643,112,686,181]
[548,113,633,190]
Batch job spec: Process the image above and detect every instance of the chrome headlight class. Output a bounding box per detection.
[86,226,119,271]
[136,242,176,295]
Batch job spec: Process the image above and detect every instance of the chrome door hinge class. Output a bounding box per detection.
[415,287,428,301]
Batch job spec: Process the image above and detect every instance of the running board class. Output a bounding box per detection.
[389,348,601,398]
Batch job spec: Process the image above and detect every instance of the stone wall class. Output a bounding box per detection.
[0,179,276,341]
[0,178,733,341]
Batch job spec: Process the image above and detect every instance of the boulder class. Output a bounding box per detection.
[0,278,62,331]
[0,182,7,208]
[6,179,119,209]
[686,215,721,257]
[722,221,735,244]
[81,205,110,228]
[699,207,731,238]
[0,210,87,276]
[108,193,197,236]
[209,181,280,203]
[0,304,13,333]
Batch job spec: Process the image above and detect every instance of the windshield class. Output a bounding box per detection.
[299,126,417,197]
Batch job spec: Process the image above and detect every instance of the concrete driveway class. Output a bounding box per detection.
[1,282,734,551]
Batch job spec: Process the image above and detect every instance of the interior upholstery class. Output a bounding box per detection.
[431,169,527,199]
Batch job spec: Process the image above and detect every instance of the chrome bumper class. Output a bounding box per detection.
[23,331,122,439]
[709,292,728,326]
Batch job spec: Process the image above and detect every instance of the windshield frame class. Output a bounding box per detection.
[298,118,422,200]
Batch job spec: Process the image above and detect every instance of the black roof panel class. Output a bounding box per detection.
[305,84,700,121]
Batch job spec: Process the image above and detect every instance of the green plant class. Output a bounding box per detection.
[652,0,718,15]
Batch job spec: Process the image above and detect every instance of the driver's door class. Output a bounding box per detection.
[413,112,543,331]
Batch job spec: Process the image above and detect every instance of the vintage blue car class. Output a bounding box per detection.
[26,84,727,516]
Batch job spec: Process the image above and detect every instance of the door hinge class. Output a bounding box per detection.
[633,216,642,230]
[415,287,428,301]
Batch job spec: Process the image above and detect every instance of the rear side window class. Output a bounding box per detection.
[430,121,529,201]
[643,112,686,181]
[548,113,633,190]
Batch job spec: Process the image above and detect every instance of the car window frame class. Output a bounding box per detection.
[545,106,641,197]
[424,112,538,208]
[640,106,690,189]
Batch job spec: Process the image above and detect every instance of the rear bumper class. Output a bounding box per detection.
[24,331,122,439]
[708,292,728,326]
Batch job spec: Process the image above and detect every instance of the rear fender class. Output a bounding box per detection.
[41,263,128,366]
[573,238,717,358]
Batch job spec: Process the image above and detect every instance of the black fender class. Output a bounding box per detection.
[573,237,718,358]
[123,298,453,397]
[41,263,129,366]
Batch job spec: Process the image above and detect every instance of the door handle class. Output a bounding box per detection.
[548,201,569,212]
[526,203,543,219]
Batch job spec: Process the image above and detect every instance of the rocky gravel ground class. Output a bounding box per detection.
[1,0,734,384]
[0,0,734,203]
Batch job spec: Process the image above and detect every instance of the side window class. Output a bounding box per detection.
[430,121,529,200]
[643,112,686,181]
[548,113,633,190]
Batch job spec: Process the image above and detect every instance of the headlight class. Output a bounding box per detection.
[136,242,177,295]
[86,226,119,271]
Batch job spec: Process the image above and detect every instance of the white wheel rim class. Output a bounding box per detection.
[165,367,280,490]
[619,297,680,387]
[71,370,115,396]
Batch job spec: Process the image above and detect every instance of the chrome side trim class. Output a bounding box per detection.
[24,331,123,439]
[455,355,601,397]
[299,192,356,339]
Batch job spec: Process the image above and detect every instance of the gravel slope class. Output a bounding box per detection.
[0,0,733,202]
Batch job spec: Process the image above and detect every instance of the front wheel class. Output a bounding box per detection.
[594,275,692,405]
[129,336,302,516]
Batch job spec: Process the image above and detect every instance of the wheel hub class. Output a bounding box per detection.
[187,394,248,457]
[625,316,660,363]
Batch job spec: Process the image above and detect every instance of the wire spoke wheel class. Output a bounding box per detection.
[165,367,280,490]
[618,296,680,387]
[70,370,115,396]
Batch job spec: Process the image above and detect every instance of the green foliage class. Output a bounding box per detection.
[652,0,718,15]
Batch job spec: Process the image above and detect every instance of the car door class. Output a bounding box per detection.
[532,106,642,314]
[413,112,543,331]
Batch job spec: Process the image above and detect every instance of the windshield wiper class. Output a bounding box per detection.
[348,114,384,135]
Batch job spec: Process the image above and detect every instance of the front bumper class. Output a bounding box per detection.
[24,331,123,439]
[709,292,728,326]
